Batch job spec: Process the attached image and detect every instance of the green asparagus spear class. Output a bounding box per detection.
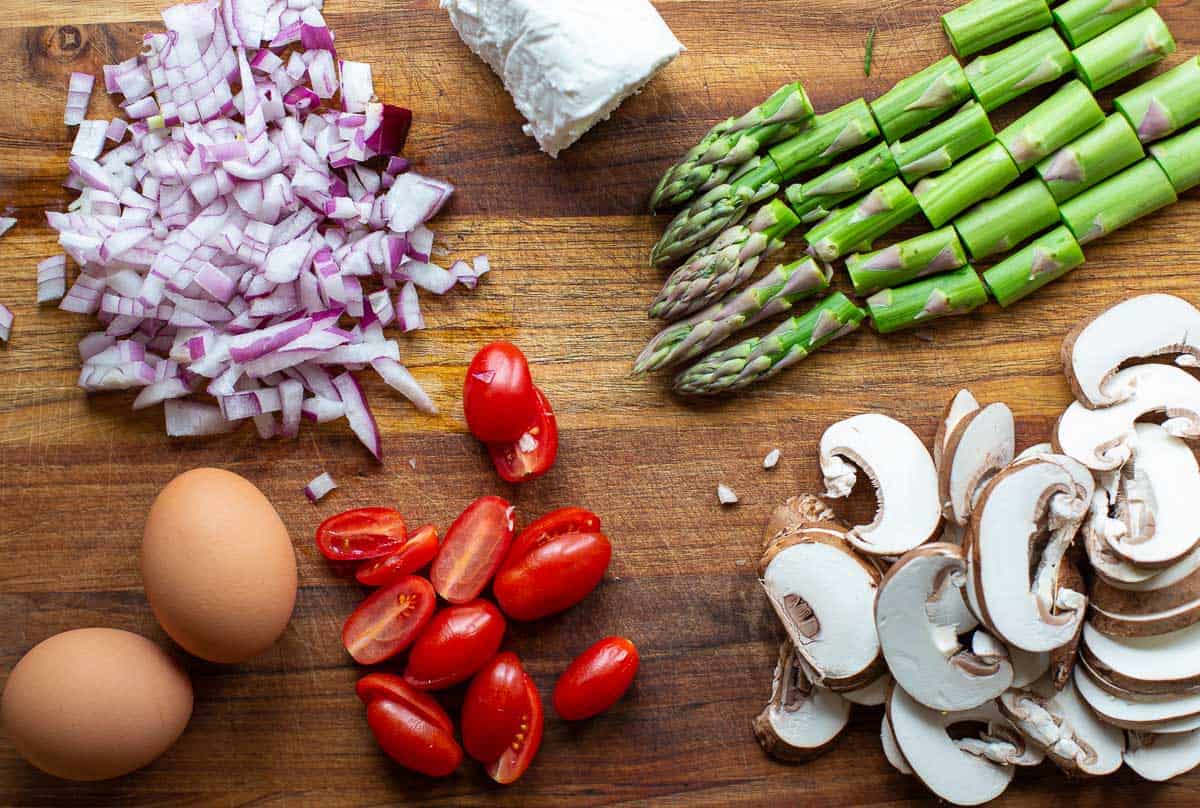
[983,226,1086,307]
[672,292,866,395]
[649,83,815,211]
[1036,114,1145,203]
[890,101,996,183]
[1150,126,1200,194]
[1114,56,1200,144]
[942,0,1053,58]
[997,80,1105,172]
[953,178,1061,259]
[1054,0,1159,48]
[965,28,1073,112]
[804,179,921,262]
[870,56,973,142]
[784,143,898,224]
[867,266,989,334]
[1071,9,1175,92]
[634,258,831,374]
[650,200,801,321]
[914,142,1020,229]
[767,99,882,183]
[1059,158,1177,244]
[846,228,968,295]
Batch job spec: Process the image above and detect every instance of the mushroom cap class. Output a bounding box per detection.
[999,679,1124,776]
[1081,620,1200,696]
[1075,662,1200,730]
[753,641,850,763]
[1124,729,1200,781]
[935,389,981,472]
[1090,561,1200,638]
[939,403,1015,526]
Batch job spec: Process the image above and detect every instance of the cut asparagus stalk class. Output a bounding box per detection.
[996,80,1105,172]
[869,56,973,143]
[784,143,898,224]
[1036,113,1145,203]
[650,199,801,321]
[804,178,921,262]
[890,101,995,183]
[953,178,1061,259]
[846,228,968,295]
[767,98,882,183]
[1059,158,1177,245]
[1114,56,1200,144]
[634,258,831,374]
[1071,8,1175,92]
[650,83,815,211]
[983,226,1086,307]
[1054,0,1160,48]
[672,292,866,395]
[942,0,1053,58]
[1150,125,1200,194]
[913,142,1020,229]
[867,266,989,334]
[965,28,1073,112]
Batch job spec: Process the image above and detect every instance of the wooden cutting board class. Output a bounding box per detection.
[1,1,1197,804]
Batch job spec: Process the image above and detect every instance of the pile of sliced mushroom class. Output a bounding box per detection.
[755,294,1200,804]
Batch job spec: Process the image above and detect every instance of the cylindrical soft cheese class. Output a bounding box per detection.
[442,0,684,157]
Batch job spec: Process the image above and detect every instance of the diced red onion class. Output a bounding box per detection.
[0,218,14,238]
[304,470,337,502]
[300,394,344,423]
[65,72,95,126]
[397,281,423,332]
[365,105,412,157]
[339,60,373,113]
[332,371,381,459]
[279,377,303,437]
[384,172,452,233]
[36,256,68,304]
[165,399,237,436]
[372,356,435,415]
[71,121,108,159]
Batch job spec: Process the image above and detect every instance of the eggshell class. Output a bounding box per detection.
[1,628,192,781]
[142,468,297,663]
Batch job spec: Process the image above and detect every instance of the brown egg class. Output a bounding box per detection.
[142,468,297,663]
[1,628,193,781]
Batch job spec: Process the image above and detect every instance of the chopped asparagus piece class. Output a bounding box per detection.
[767,98,882,183]
[1150,125,1200,194]
[1114,56,1200,144]
[914,142,1020,229]
[1071,8,1175,92]
[867,266,989,334]
[869,56,973,142]
[953,178,1061,260]
[1054,0,1159,48]
[983,226,1086,307]
[890,101,995,183]
[1059,158,1176,244]
[673,292,866,395]
[997,80,1105,172]
[804,178,921,262]
[784,143,898,223]
[942,0,1053,58]
[1036,113,1145,202]
[846,228,968,295]
[965,28,1073,112]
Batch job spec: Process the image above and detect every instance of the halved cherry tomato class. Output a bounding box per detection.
[487,386,559,483]
[316,507,407,561]
[493,531,612,621]
[355,674,455,736]
[366,698,463,778]
[463,342,538,443]
[508,507,601,564]
[356,525,439,586]
[486,670,543,785]
[430,496,514,604]
[461,652,528,763]
[403,600,507,691]
[342,575,436,664]
[553,637,640,721]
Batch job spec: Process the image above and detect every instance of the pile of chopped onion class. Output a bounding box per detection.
[45,0,488,459]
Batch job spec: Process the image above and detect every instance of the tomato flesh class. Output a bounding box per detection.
[356,524,439,586]
[316,507,407,561]
[494,531,612,621]
[485,671,543,785]
[508,507,601,564]
[342,575,436,664]
[430,496,515,604]
[553,637,640,721]
[461,652,528,763]
[404,600,507,691]
[463,342,538,443]
[487,386,558,483]
[366,697,463,778]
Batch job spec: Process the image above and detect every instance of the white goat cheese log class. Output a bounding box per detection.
[440,0,685,157]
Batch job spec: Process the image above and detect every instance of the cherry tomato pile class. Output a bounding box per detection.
[316,501,639,784]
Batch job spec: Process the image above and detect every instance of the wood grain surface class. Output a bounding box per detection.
[1,0,1198,805]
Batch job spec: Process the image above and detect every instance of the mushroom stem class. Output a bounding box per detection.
[847,227,968,296]
[867,266,989,334]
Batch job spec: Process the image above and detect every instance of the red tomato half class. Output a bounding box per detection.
[508,507,601,564]
[494,532,612,621]
[553,637,640,721]
[487,387,559,484]
[404,600,507,691]
[355,674,455,736]
[342,575,436,664]
[430,496,515,604]
[366,698,463,778]
[356,525,439,586]
[461,652,528,763]
[316,507,407,561]
[463,342,538,443]
[486,671,543,785]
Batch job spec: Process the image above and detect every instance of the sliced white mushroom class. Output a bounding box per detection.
[1084,489,1164,587]
[1124,729,1200,781]
[753,641,851,763]
[1081,621,1200,696]
[819,413,941,556]
[1062,293,1200,409]
[940,520,966,546]
[1114,543,1200,593]
[999,678,1124,776]
[1053,364,1200,472]
[1014,442,1054,462]
[1049,559,1087,689]
[880,714,913,775]
[877,544,1012,711]
[934,389,981,472]
[1075,663,1200,730]
[1090,565,1200,638]
[972,630,1050,689]
[939,402,1015,526]
[842,673,892,706]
